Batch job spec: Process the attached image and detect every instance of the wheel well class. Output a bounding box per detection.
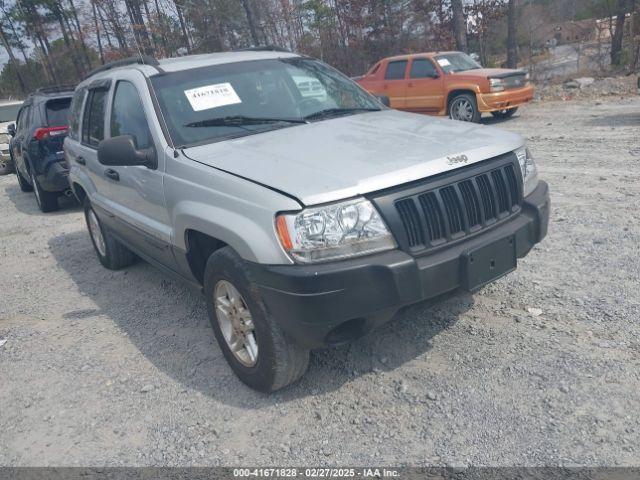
[185,230,227,285]
[72,182,87,204]
[447,89,476,112]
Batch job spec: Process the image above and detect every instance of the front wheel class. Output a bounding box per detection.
[204,247,309,392]
[491,107,518,119]
[449,93,481,123]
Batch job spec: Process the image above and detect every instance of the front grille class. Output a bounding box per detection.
[502,74,527,89]
[384,157,522,255]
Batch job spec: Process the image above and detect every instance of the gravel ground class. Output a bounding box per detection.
[1,95,639,467]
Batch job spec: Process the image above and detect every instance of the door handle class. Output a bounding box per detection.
[104,169,119,181]
[408,82,414,87]
[75,156,86,165]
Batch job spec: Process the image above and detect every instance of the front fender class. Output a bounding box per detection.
[172,200,288,264]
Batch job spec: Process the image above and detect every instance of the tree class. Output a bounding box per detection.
[506,0,517,67]
[451,0,468,52]
[610,0,629,65]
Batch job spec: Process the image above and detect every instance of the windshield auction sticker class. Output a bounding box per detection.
[437,58,451,67]
[184,83,242,111]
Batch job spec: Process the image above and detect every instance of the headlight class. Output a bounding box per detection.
[515,146,539,197]
[489,78,505,92]
[275,198,396,264]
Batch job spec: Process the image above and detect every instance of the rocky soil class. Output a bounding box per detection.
[1,94,639,467]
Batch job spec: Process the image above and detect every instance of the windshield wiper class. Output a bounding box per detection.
[303,107,380,121]
[185,115,307,128]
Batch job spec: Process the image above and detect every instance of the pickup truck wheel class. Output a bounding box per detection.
[16,167,33,192]
[84,199,136,270]
[31,169,59,213]
[204,247,310,392]
[491,107,518,119]
[449,93,481,123]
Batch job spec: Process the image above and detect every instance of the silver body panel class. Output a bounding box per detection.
[65,51,526,269]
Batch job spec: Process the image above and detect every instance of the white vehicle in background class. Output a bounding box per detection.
[0,99,23,175]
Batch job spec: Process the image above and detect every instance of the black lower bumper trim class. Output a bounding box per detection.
[250,181,550,349]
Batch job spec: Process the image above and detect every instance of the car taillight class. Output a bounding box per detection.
[34,126,68,141]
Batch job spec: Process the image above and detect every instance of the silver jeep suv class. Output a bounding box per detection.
[64,49,550,392]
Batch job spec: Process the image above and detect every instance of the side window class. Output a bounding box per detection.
[82,89,107,148]
[410,59,438,79]
[68,89,86,141]
[17,106,30,131]
[110,81,152,149]
[384,61,408,80]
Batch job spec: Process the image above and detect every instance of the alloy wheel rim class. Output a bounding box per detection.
[87,209,107,257]
[452,99,474,122]
[214,280,258,367]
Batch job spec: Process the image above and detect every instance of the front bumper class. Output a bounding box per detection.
[250,181,550,349]
[477,85,535,112]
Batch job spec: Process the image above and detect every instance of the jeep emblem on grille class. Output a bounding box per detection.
[447,154,469,166]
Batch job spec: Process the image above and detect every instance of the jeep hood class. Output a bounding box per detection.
[183,109,524,206]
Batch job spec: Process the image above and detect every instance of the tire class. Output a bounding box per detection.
[30,169,59,213]
[204,247,310,392]
[449,93,481,123]
[16,167,32,192]
[0,157,13,175]
[84,199,137,270]
[491,107,518,119]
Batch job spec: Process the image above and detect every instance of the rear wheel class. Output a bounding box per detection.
[84,199,136,270]
[491,107,518,119]
[204,247,309,392]
[31,169,59,213]
[449,93,481,123]
[16,167,32,192]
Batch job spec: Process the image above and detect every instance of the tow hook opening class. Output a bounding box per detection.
[325,318,368,346]
[63,189,74,198]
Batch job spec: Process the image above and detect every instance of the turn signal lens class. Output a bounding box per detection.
[275,215,293,251]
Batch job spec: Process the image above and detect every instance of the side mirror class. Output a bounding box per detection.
[98,135,157,169]
[376,95,391,107]
[430,73,440,79]
[7,123,16,137]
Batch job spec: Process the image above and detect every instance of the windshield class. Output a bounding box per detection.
[0,103,22,122]
[151,57,381,147]
[435,53,482,73]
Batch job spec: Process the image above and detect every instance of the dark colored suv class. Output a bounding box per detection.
[8,86,74,212]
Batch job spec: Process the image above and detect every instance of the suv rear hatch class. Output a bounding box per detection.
[37,97,72,158]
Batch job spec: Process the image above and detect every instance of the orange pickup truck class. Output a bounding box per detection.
[356,51,534,123]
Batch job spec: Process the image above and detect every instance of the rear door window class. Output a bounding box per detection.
[385,61,408,80]
[46,98,72,127]
[82,90,107,148]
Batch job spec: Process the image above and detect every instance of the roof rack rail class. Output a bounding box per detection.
[84,55,161,80]
[236,45,292,53]
[34,84,77,95]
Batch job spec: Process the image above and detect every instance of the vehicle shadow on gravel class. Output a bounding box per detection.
[4,182,80,216]
[585,112,640,127]
[49,230,473,406]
